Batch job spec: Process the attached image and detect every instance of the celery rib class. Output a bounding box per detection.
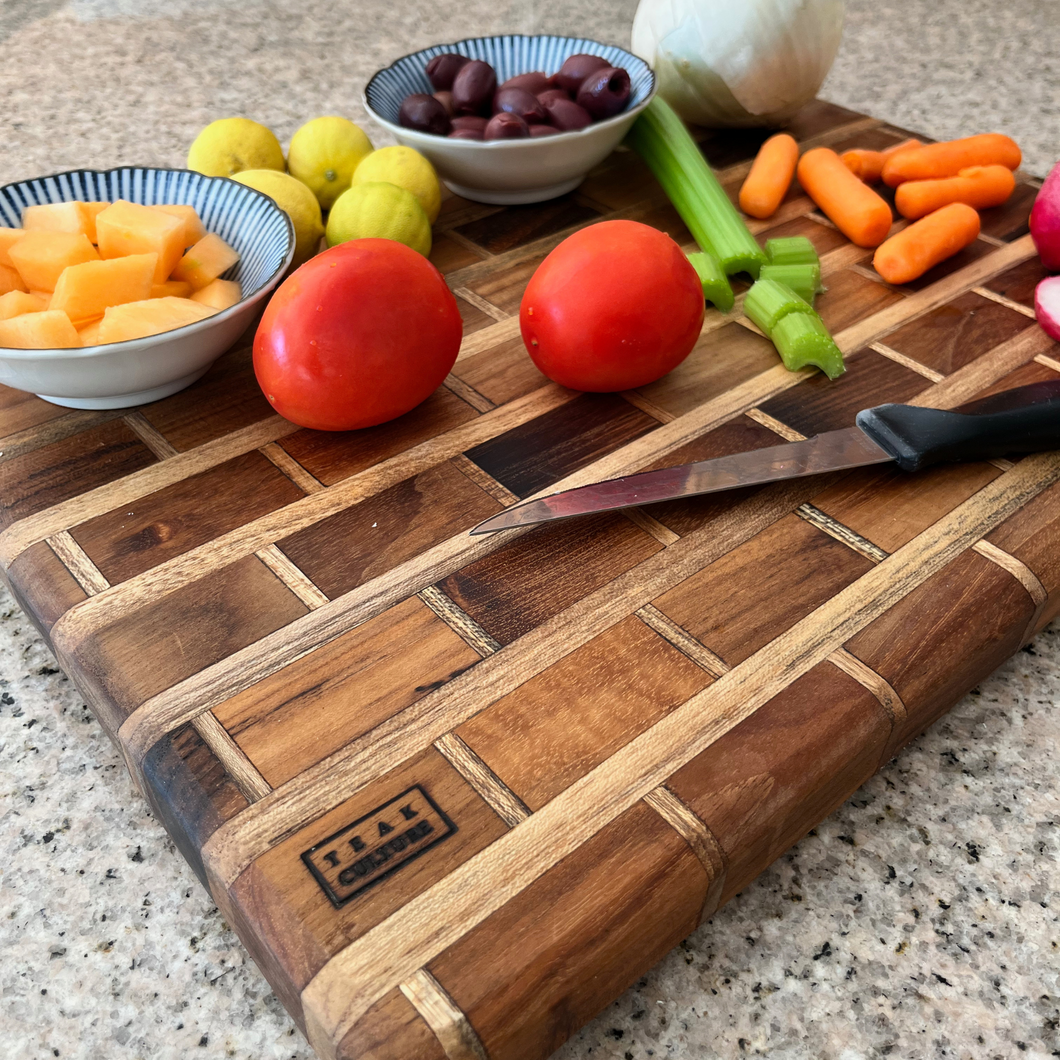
[687,251,734,313]
[765,236,820,267]
[758,264,824,306]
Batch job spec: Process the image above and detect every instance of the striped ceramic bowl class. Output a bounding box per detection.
[365,35,656,204]
[0,167,294,409]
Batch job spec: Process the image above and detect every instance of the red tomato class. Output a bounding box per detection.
[253,238,462,431]
[519,220,704,392]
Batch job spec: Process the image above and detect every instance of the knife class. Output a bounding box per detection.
[469,379,1060,535]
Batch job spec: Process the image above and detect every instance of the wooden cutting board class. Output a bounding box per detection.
[2,99,1057,1060]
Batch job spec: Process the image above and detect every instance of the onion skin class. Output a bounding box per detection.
[1030,161,1060,271]
[1035,276,1060,342]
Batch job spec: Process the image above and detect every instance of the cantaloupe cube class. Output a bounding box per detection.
[8,231,98,292]
[0,309,80,349]
[150,279,193,299]
[0,228,25,268]
[50,253,157,326]
[22,201,106,241]
[171,232,239,290]
[0,264,29,295]
[82,202,110,243]
[97,296,214,343]
[77,319,103,346]
[0,290,49,320]
[189,278,241,311]
[95,200,185,283]
[152,205,207,247]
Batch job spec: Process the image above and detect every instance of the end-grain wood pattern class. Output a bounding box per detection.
[1,100,1056,1060]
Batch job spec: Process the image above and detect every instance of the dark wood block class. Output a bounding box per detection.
[452,335,551,405]
[465,257,541,316]
[815,268,905,332]
[967,359,1060,400]
[983,257,1049,307]
[336,991,446,1060]
[578,151,661,211]
[0,384,69,437]
[979,181,1038,242]
[6,540,87,638]
[454,194,601,255]
[454,295,496,335]
[429,234,485,274]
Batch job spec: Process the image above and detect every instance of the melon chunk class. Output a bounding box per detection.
[8,231,99,292]
[98,296,214,343]
[0,228,25,268]
[0,290,49,320]
[153,204,207,247]
[0,309,80,348]
[172,232,239,290]
[22,201,106,241]
[50,252,157,326]
[150,279,193,299]
[77,319,103,346]
[0,264,29,295]
[95,200,185,283]
[82,202,110,243]
[189,278,241,311]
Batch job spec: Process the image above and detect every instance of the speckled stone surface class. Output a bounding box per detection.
[1,2,1058,1059]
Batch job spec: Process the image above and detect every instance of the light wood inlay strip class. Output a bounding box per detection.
[972,539,1048,607]
[744,407,806,441]
[796,503,890,563]
[622,508,680,546]
[0,414,301,566]
[190,710,271,802]
[47,531,110,596]
[990,458,1016,472]
[439,225,498,257]
[123,412,179,460]
[1034,353,1060,374]
[260,442,325,494]
[398,968,490,1060]
[299,452,1060,1056]
[977,233,1007,248]
[449,454,518,506]
[869,342,946,383]
[827,646,907,730]
[256,544,329,610]
[434,732,530,829]
[636,604,730,676]
[444,375,495,414]
[972,286,1038,319]
[455,316,522,363]
[621,389,676,423]
[453,285,510,322]
[417,585,502,658]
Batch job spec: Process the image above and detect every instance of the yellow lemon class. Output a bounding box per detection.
[187,117,285,178]
[287,116,374,211]
[233,169,325,266]
[351,145,441,224]
[326,182,431,257]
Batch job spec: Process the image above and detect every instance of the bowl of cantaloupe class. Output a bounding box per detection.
[0,167,294,408]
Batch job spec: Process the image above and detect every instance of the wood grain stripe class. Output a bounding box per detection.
[256,544,330,610]
[300,452,1060,1057]
[47,531,110,596]
[869,342,946,383]
[636,604,730,676]
[744,408,806,442]
[972,286,1038,319]
[444,375,496,414]
[796,504,890,563]
[449,454,519,506]
[434,731,530,829]
[260,441,326,494]
[398,968,490,1060]
[826,646,907,731]
[191,710,271,802]
[123,412,179,459]
[622,507,681,546]
[1034,353,1060,374]
[453,286,510,322]
[417,585,502,657]
[972,539,1048,607]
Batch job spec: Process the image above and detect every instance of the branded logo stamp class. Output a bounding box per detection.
[301,785,457,908]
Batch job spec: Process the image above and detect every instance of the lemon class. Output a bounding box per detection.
[351,145,441,224]
[233,169,325,266]
[287,116,374,211]
[187,117,285,178]
[326,182,432,257]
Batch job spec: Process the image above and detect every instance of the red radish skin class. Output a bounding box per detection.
[1035,275,1060,341]
[1030,160,1060,271]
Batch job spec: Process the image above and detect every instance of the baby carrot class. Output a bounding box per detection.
[873,202,980,284]
[840,138,922,182]
[881,133,1021,187]
[796,147,893,247]
[739,133,799,219]
[895,164,1016,219]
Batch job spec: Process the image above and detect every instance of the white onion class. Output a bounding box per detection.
[631,0,846,128]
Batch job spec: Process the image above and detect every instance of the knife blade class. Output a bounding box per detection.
[469,379,1060,536]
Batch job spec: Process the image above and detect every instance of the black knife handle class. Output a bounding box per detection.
[856,380,1060,472]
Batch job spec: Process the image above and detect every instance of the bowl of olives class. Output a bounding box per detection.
[364,34,655,204]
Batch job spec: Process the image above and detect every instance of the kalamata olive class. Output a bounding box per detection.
[498,71,552,95]
[536,88,570,106]
[451,115,488,133]
[398,93,451,135]
[576,66,631,120]
[493,87,546,124]
[543,97,592,131]
[449,128,484,140]
[554,53,610,93]
[529,124,560,137]
[452,59,497,115]
[484,112,529,139]
[433,90,454,116]
[426,53,469,91]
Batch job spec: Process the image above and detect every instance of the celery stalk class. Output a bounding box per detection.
[771,312,845,379]
[765,236,820,267]
[759,264,824,306]
[627,98,768,278]
[743,278,814,336]
[687,251,734,313]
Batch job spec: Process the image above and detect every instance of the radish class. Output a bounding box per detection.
[1035,275,1060,341]
[1030,160,1060,270]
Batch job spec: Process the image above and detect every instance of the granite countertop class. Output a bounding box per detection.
[1,1,1057,1058]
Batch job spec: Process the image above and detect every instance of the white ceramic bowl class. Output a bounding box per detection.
[364,34,656,205]
[0,167,294,409]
